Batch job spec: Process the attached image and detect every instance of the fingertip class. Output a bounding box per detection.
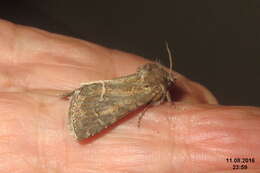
[172,72,218,104]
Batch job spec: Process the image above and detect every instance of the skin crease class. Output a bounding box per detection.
[0,19,259,173]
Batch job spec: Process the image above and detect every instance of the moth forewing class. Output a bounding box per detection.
[67,63,174,141]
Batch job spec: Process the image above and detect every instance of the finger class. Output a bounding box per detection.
[0,20,147,89]
[0,19,146,69]
[1,91,258,172]
[0,19,111,65]
[0,19,217,104]
[140,103,260,172]
[0,92,68,171]
[173,72,218,104]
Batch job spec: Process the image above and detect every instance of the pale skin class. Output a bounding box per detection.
[0,19,259,173]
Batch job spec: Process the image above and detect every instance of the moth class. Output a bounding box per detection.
[65,46,175,141]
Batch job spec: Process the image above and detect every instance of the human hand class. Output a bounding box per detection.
[0,19,259,173]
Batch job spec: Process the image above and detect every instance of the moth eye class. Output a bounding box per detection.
[144,84,150,88]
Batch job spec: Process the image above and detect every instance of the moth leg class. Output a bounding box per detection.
[166,91,172,102]
[137,104,152,128]
[137,97,163,127]
[138,87,166,127]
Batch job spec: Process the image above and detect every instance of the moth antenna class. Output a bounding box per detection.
[155,57,158,63]
[165,41,174,81]
[154,57,163,67]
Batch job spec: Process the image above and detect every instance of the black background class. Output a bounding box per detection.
[1,0,259,106]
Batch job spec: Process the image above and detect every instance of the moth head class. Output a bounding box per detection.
[138,42,175,87]
[162,42,175,88]
[138,63,174,88]
[138,42,175,88]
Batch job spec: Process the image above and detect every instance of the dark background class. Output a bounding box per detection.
[1,0,259,106]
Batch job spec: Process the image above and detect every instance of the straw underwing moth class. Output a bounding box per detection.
[65,46,175,141]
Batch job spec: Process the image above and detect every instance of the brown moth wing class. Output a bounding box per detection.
[68,74,163,141]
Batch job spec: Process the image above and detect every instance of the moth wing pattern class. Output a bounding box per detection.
[68,77,160,140]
